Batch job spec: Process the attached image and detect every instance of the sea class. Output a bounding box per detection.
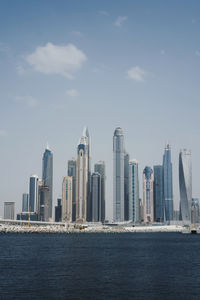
[0,232,200,300]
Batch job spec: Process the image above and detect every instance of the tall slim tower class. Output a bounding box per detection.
[68,159,76,221]
[129,160,140,223]
[163,144,173,221]
[94,161,106,223]
[124,152,130,221]
[179,149,192,224]
[143,166,154,224]
[83,127,92,221]
[29,174,39,212]
[113,127,125,222]
[153,165,164,222]
[91,172,101,222]
[76,135,88,222]
[62,176,73,222]
[42,145,53,219]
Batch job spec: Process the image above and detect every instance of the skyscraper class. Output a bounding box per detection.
[163,144,173,221]
[29,174,39,212]
[55,198,62,222]
[62,176,73,222]
[83,127,92,221]
[153,165,164,222]
[22,193,29,212]
[68,158,76,221]
[124,152,130,221]
[191,198,200,224]
[113,127,125,222]
[91,172,101,222]
[179,149,192,224]
[143,166,154,224]
[76,134,88,222]
[94,161,106,223]
[129,160,140,223]
[4,202,15,220]
[42,145,53,219]
[38,184,50,222]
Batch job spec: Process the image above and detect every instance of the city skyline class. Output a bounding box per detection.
[1,1,200,218]
[3,126,196,224]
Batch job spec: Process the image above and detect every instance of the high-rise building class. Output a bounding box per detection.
[124,152,130,221]
[91,172,101,222]
[153,165,164,222]
[22,193,29,212]
[83,127,92,221]
[68,159,76,221]
[163,144,173,221]
[191,198,200,224]
[4,202,15,220]
[113,127,125,222]
[55,198,62,222]
[76,133,88,222]
[38,184,50,222]
[29,174,39,212]
[94,161,106,223]
[129,160,140,223]
[143,166,154,224]
[62,176,73,222]
[42,145,53,219]
[179,149,192,224]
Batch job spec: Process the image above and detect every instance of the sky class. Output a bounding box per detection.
[0,0,200,220]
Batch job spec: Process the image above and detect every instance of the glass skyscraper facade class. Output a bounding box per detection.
[129,160,139,223]
[163,144,173,222]
[153,165,164,222]
[91,172,101,222]
[22,193,29,212]
[113,127,125,222]
[29,174,39,212]
[42,146,53,219]
[124,152,130,221]
[179,149,192,224]
[94,161,106,223]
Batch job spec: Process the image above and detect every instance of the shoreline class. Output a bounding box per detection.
[0,224,185,234]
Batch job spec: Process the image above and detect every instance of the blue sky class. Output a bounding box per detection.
[0,0,200,219]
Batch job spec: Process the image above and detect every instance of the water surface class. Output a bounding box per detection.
[0,233,200,299]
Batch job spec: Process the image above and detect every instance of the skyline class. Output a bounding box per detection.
[1,0,200,218]
[1,126,196,222]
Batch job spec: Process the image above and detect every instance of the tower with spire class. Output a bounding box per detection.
[42,143,53,219]
[75,129,90,222]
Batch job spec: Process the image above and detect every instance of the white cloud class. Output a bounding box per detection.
[195,50,200,56]
[114,16,127,27]
[25,42,87,79]
[0,129,8,137]
[127,66,148,82]
[66,89,79,97]
[160,49,165,55]
[14,96,38,107]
